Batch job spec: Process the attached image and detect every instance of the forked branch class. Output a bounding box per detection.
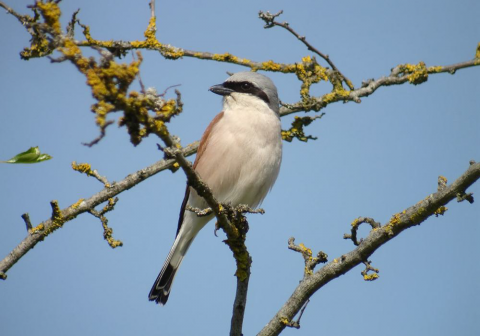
[258,161,480,336]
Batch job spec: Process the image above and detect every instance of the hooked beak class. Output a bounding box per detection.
[209,84,234,96]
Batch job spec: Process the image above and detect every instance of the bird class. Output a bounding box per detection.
[148,71,283,305]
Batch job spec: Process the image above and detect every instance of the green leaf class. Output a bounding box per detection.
[1,147,52,164]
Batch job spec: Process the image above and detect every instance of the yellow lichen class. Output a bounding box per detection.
[101,198,116,213]
[163,47,184,60]
[281,64,297,73]
[72,199,85,209]
[72,162,93,176]
[389,213,401,226]
[128,16,165,50]
[212,53,238,62]
[282,116,319,142]
[102,216,123,249]
[427,66,443,73]
[351,218,360,227]
[434,206,448,216]
[261,60,282,71]
[280,317,290,325]
[144,16,157,42]
[363,273,379,281]
[43,200,65,236]
[79,25,115,48]
[94,101,115,127]
[322,87,350,105]
[157,99,178,118]
[154,120,168,135]
[29,223,45,234]
[402,62,428,85]
[299,243,312,257]
[384,213,402,235]
[476,43,480,59]
[20,37,51,59]
[19,1,65,59]
[36,0,62,34]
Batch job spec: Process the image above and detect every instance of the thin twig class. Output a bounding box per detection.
[258,10,354,90]
[361,260,380,281]
[132,51,146,94]
[88,198,122,248]
[343,217,381,246]
[149,0,155,19]
[0,1,31,25]
[82,120,115,147]
[285,299,310,329]
[71,161,111,187]
[288,238,328,277]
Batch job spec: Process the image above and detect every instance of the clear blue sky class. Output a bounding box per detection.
[1,0,479,335]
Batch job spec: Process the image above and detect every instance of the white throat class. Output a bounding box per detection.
[223,92,278,118]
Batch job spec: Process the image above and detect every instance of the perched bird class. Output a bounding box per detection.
[149,72,282,305]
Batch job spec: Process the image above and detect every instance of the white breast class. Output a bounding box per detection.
[192,93,282,209]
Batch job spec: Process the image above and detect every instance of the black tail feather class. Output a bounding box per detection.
[149,263,177,305]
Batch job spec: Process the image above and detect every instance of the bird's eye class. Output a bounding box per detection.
[241,82,252,90]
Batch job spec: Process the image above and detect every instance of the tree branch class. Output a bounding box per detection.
[2,0,478,121]
[0,141,198,279]
[279,58,480,116]
[258,161,480,336]
[1,2,478,333]
[258,10,354,90]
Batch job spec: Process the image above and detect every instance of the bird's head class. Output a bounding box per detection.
[209,72,280,115]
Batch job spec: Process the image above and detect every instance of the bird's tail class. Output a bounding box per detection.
[148,231,195,305]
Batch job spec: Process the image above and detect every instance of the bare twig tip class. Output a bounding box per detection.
[21,213,33,231]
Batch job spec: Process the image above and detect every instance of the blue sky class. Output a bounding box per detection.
[1,0,479,335]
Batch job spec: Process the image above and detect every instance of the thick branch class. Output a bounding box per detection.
[258,161,480,336]
[0,142,198,278]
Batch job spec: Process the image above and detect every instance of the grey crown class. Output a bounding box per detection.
[225,72,280,115]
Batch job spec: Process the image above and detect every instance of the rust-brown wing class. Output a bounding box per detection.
[175,112,224,235]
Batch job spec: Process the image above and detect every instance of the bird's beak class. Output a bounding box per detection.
[209,84,234,96]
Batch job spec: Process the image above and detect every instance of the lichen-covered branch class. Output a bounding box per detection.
[343,217,381,246]
[2,0,478,144]
[1,2,479,333]
[278,58,480,116]
[0,1,183,147]
[0,141,198,280]
[88,197,123,248]
[258,161,480,336]
[287,238,328,277]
